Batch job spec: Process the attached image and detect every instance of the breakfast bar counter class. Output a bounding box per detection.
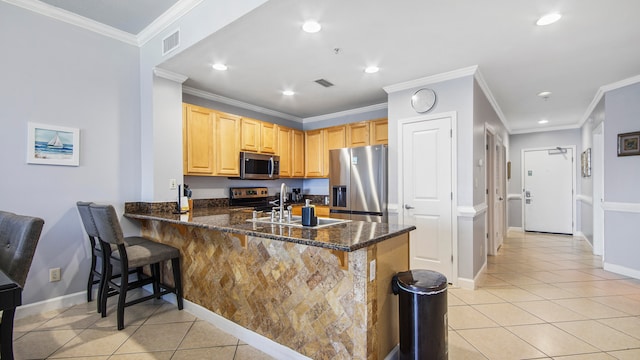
[125,204,415,360]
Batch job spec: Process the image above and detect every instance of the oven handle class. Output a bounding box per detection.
[268,157,274,178]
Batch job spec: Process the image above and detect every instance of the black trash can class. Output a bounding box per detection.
[392,269,448,360]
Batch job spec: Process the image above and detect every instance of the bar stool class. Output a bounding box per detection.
[76,202,145,313]
[88,203,183,330]
[0,210,44,360]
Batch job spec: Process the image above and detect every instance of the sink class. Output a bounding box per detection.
[247,215,350,229]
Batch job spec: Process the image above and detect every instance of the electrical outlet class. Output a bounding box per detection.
[49,268,61,282]
[369,260,376,281]
[169,179,177,190]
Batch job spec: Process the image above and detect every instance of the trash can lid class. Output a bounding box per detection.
[394,269,447,294]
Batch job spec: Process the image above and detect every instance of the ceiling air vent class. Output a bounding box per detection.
[314,79,334,88]
[162,29,180,56]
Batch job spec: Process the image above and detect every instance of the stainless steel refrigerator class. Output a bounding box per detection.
[329,145,388,222]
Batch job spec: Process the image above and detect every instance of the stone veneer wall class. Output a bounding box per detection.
[140,220,381,359]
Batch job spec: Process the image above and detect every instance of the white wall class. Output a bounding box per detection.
[0,3,141,303]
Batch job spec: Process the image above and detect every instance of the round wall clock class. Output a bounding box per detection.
[411,88,437,113]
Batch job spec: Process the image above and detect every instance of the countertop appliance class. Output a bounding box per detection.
[239,152,279,180]
[229,187,273,211]
[329,145,388,222]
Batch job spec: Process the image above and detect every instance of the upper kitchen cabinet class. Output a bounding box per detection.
[305,129,326,178]
[277,126,292,177]
[369,118,388,145]
[240,118,260,152]
[292,129,305,177]
[183,104,215,175]
[260,121,277,154]
[347,121,370,147]
[241,118,277,154]
[215,112,241,176]
[326,125,346,150]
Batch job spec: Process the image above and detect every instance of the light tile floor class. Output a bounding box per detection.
[11,231,640,359]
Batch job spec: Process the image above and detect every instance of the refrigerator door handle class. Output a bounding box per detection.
[404,204,414,209]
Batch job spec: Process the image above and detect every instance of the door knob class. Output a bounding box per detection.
[499,197,504,201]
[404,204,414,209]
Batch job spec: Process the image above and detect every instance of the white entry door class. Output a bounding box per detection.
[523,147,574,234]
[401,115,453,281]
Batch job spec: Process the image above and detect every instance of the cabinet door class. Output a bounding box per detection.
[260,122,277,154]
[184,104,215,175]
[216,112,241,176]
[277,126,292,177]
[305,129,326,177]
[369,118,388,145]
[348,122,370,147]
[325,126,346,176]
[292,130,305,177]
[240,118,260,152]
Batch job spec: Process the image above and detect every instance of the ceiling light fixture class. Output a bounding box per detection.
[536,13,562,26]
[302,20,321,33]
[537,91,552,98]
[364,66,379,74]
[282,90,295,96]
[212,63,227,71]
[538,119,549,124]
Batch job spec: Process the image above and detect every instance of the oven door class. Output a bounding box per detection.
[240,152,280,179]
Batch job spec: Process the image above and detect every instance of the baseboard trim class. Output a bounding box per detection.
[15,290,87,320]
[508,227,523,233]
[603,262,640,281]
[458,277,475,290]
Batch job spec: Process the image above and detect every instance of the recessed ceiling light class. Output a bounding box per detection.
[536,13,562,26]
[364,66,379,74]
[538,119,549,124]
[212,63,227,71]
[537,91,552,98]
[302,20,321,33]
[282,90,295,96]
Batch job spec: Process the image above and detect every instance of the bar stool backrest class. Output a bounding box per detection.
[76,201,100,239]
[88,204,125,246]
[0,210,45,287]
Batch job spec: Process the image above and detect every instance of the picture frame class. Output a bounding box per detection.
[27,122,80,166]
[617,131,640,156]
[580,148,592,177]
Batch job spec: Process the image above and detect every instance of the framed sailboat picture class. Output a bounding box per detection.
[27,123,80,166]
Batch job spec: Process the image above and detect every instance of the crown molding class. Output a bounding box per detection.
[383,65,478,94]
[473,68,511,134]
[579,73,640,128]
[302,103,388,123]
[4,0,138,45]
[510,123,581,135]
[154,68,188,83]
[137,0,203,46]
[182,86,302,122]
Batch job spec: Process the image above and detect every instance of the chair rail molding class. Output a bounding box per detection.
[576,194,593,205]
[457,203,488,218]
[602,201,640,213]
[507,193,522,200]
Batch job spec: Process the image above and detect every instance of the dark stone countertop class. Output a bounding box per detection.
[124,207,415,252]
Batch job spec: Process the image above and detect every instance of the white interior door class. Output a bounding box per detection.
[593,123,604,256]
[494,141,506,250]
[523,147,574,234]
[401,116,453,280]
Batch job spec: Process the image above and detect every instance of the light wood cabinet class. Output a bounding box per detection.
[260,122,277,154]
[291,205,330,217]
[183,104,215,175]
[305,129,326,177]
[277,126,292,177]
[240,118,260,152]
[215,112,241,176]
[347,122,370,147]
[369,118,388,145]
[292,129,305,177]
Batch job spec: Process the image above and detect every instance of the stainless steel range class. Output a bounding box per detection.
[229,187,273,212]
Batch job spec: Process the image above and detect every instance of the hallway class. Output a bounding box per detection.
[449,231,640,359]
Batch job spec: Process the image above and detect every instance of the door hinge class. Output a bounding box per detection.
[486,188,489,195]
[486,233,489,239]
[451,192,453,200]
[450,129,453,138]
[486,144,489,150]
[451,254,454,263]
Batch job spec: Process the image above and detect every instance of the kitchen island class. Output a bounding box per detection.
[125,204,415,360]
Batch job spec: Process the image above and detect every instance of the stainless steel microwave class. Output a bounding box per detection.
[239,152,280,180]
